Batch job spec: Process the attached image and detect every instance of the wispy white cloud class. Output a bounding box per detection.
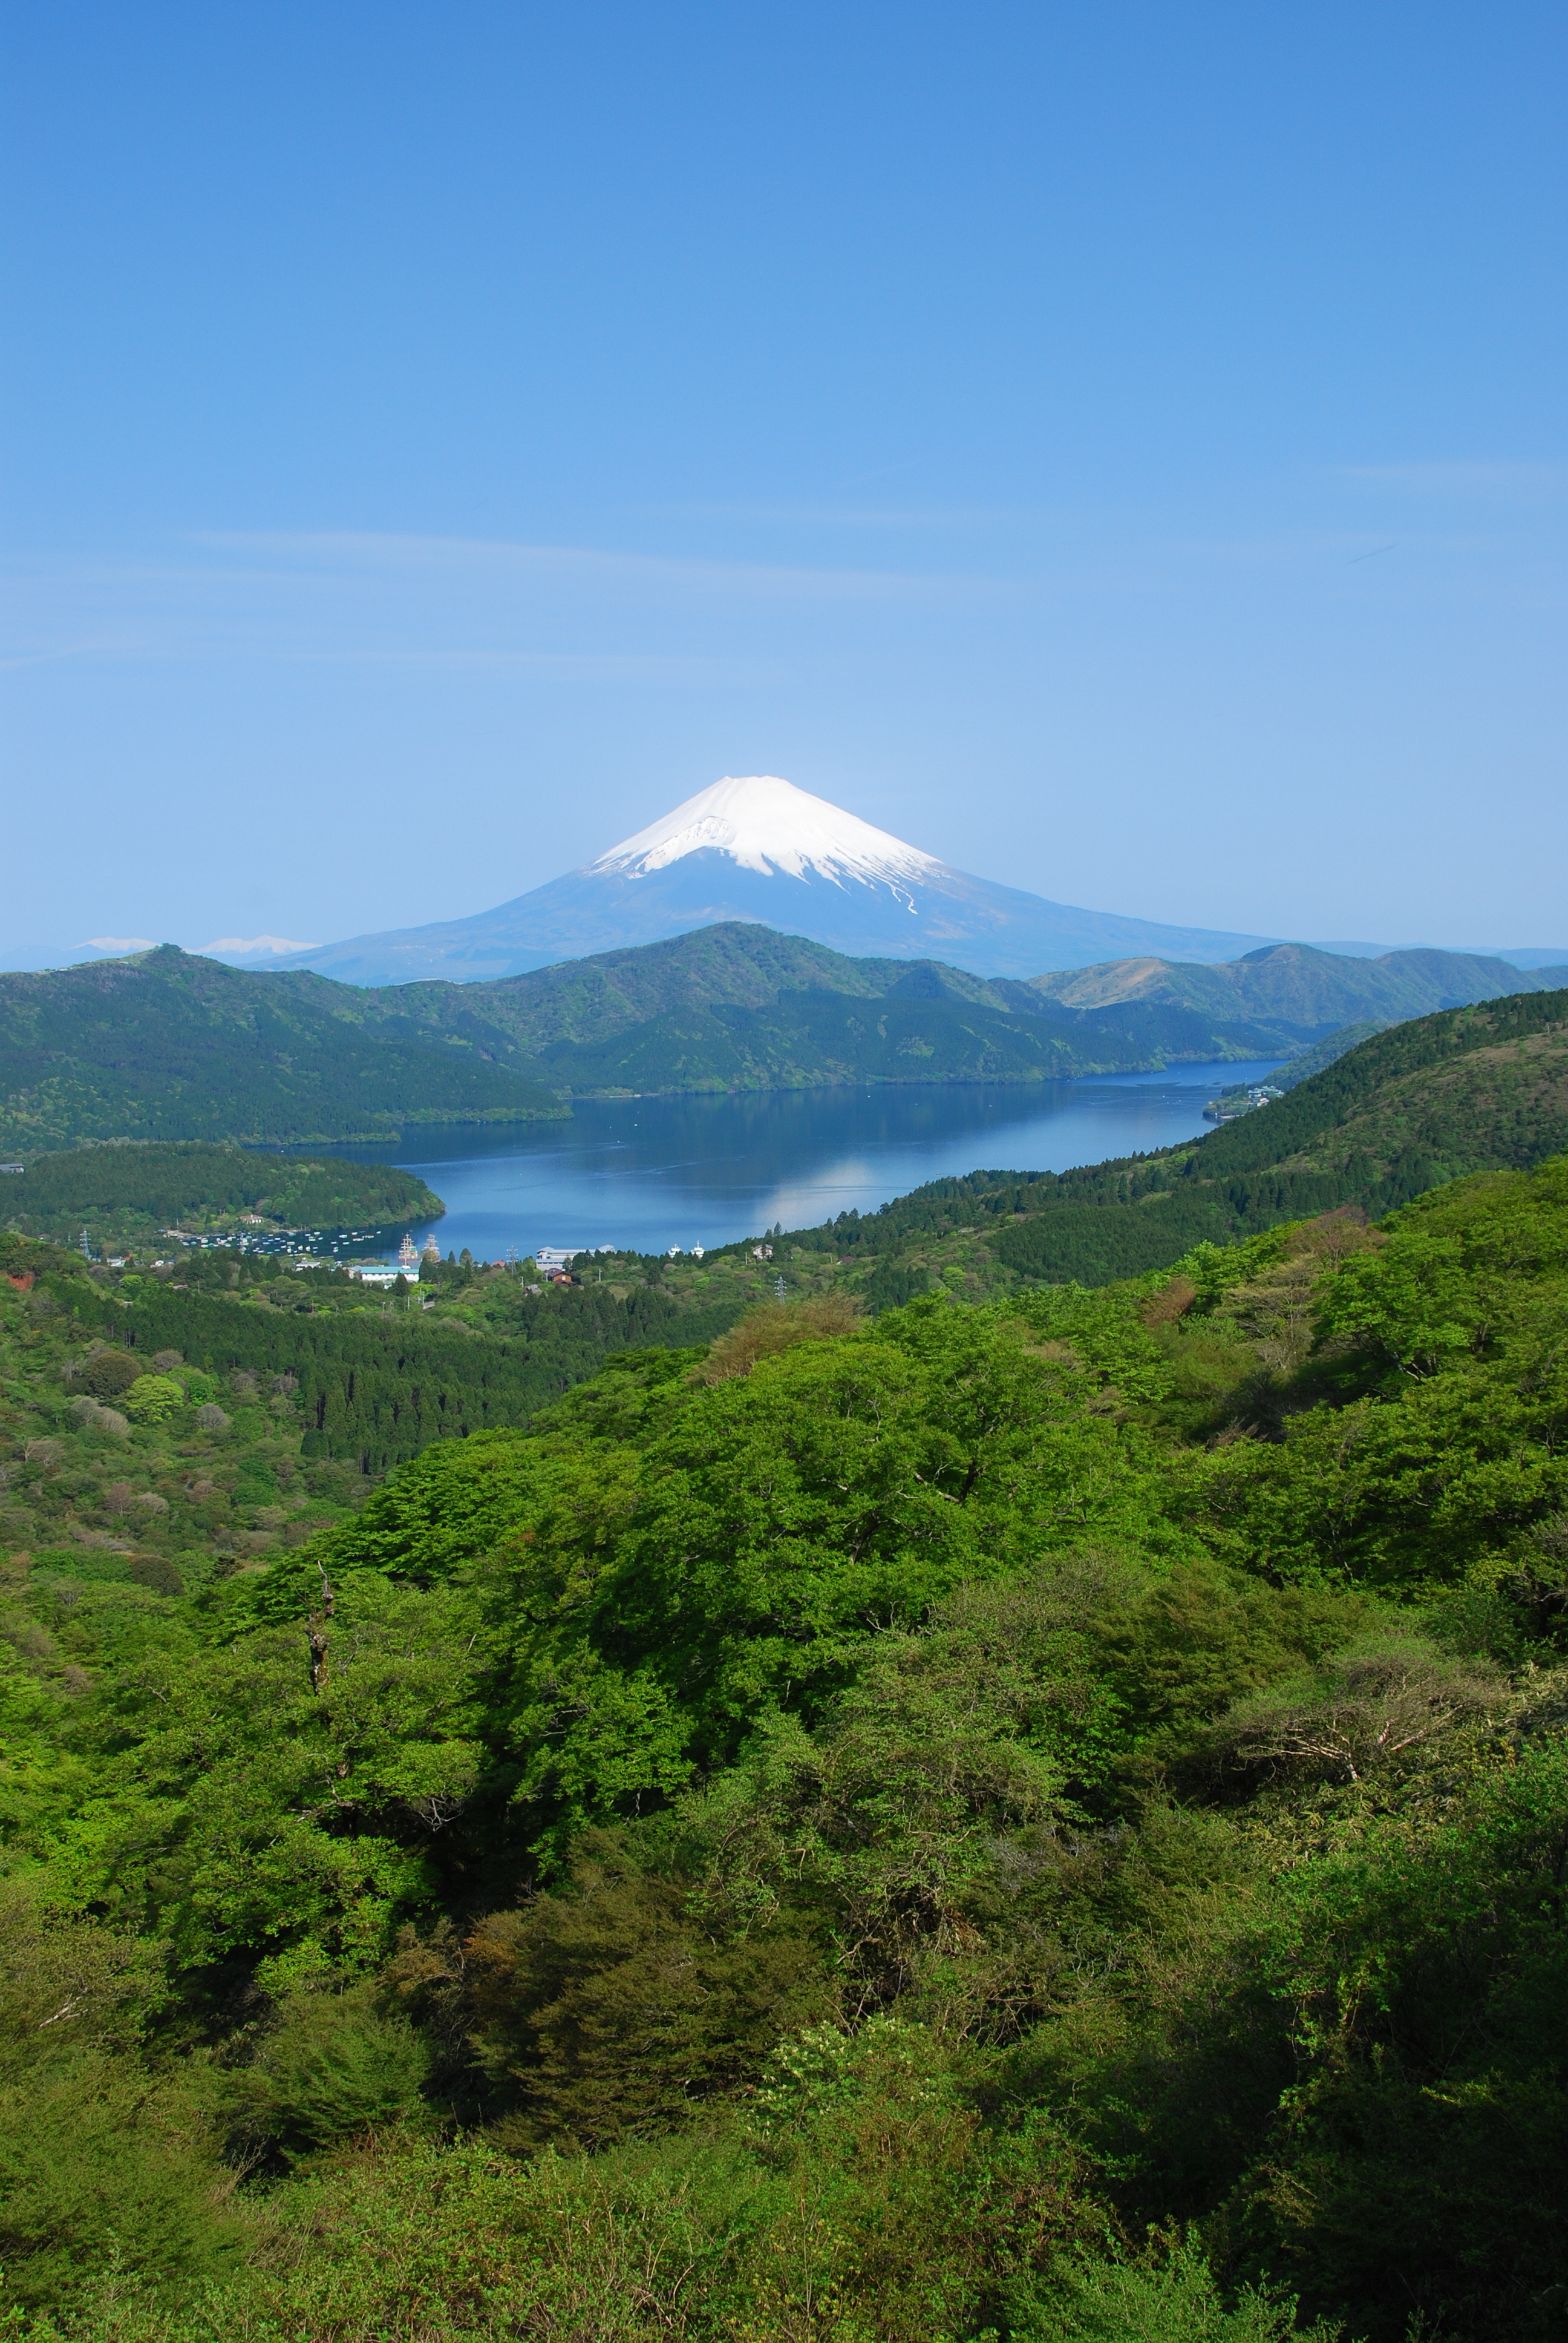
[0,637,140,672]
[197,935,319,955]
[192,528,1005,603]
[286,648,788,683]
[8,497,1555,686]
[635,501,1040,529]
[1336,459,1568,497]
[1,528,1008,677]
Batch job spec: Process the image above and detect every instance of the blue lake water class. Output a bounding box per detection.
[333,1063,1282,1262]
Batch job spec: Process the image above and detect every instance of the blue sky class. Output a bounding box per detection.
[3,1,1564,965]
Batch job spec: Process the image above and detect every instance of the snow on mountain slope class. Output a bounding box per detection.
[593,776,941,891]
[257,776,1281,987]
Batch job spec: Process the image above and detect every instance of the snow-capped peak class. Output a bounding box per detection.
[590,776,944,891]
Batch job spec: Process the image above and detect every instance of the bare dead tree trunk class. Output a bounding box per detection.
[307,1559,335,1694]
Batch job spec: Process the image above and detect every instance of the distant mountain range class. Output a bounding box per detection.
[1025,941,1565,1027]
[4,923,1566,1153]
[25,775,1565,988]
[262,775,1287,983]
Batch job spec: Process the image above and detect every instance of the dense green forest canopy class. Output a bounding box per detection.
[0,1233,753,1484]
[4,1126,1568,2338]
[0,1142,444,1242]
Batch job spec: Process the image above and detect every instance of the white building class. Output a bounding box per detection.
[535,1247,584,1273]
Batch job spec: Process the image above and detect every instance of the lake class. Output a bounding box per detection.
[334,1063,1283,1262]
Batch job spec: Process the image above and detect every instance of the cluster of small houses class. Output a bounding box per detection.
[347,1234,777,1287]
[347,1236,731,1288]
[1202,1082,1284,1125]
[35,1214,774,1286]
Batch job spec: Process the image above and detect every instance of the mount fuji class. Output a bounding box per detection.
[266,776,1279,986]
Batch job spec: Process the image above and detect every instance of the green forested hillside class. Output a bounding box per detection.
[0,1142,443,1242]
[0,934,1293,1143]
[765,986,1568,1297]
[382,925,1568,1057]
[4,1153,1568,2340]
[8,930,1564,1145]
[526,981,1296,1091]
[1206,1021,1392,1118]
[388,919,926,1047]
[0,1233,750,1481]
[1197,983,1568,1182]
[0,948,564,1149]
[406,925,1568,1093]
[1029,938,1568,1024]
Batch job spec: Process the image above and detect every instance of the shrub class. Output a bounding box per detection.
[223,1987,434,2163]
[0,1896,246,2310]
[1008,2241,1347,2339]
[1203,1634,1501,1786]
[466,1837,828,2147]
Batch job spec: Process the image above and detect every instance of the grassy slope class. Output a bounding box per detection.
[0,949,565,1150]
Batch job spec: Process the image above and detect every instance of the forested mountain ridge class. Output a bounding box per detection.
[0,948,564,1150]
[385,920,970,1045]
[14,927,1565,1150]
[379,920,1319,1090]
[1196,983,1568,1179]
[381,923,1568,1071]
[4,1148,1567,2338]
[0,1142,443,1243]
[523,982,1297,1092]
[1029,937,1568,1024]
[756,985,1568,1297]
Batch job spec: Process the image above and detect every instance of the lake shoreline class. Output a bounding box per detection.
[297,1063,1285,1267]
